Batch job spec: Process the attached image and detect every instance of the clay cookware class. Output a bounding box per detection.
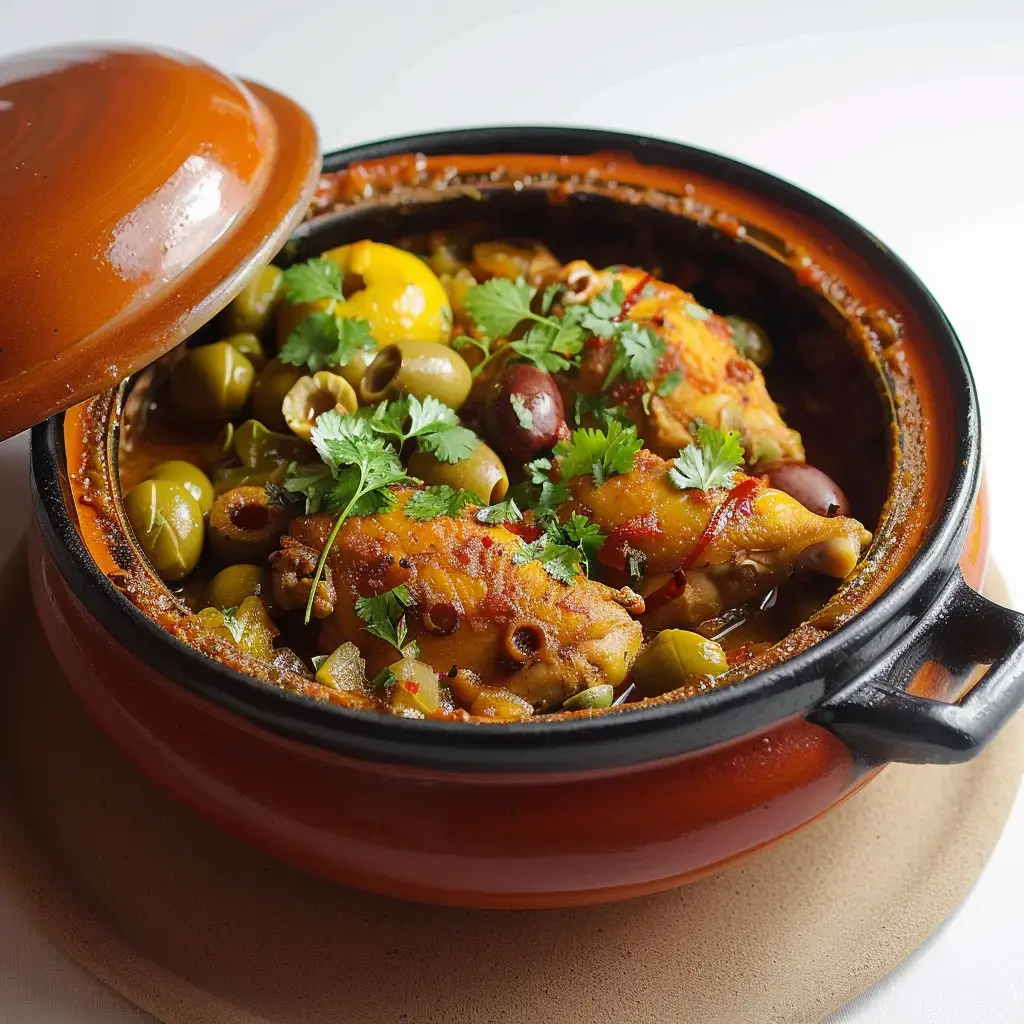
[7,45,1024,908]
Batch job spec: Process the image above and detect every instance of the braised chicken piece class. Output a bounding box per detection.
[566,450,871,629]
[270,490,644,711]
[555,262,804,465]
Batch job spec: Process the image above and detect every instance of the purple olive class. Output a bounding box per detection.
[485,364,568,464]
[759,460,852,519]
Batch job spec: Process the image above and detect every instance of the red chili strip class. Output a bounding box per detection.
[505,521,542,543]
[613,273,653,322]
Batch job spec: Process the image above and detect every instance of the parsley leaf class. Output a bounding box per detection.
[523,457,571,514]
[553,420,643,486]
[603,322,666,389]
[463,277,535,337]
[668,424,745,491]
[509,393,534,431]
[475,497,523,525]
[362,396,477,465]
[404,485,482,521]
[354,584,412,653]
[510,320,585,373]
[280,257,344,304]
[551,512,606,577]
[657,369,684,397]
[279,312,377,373]
[512,535,583,584]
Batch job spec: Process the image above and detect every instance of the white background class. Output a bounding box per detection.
[1,1,1023,1020]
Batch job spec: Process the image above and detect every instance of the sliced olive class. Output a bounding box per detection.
[359,340,472,410]
[171,342,254,423]
[225,264,283,336]
[630,629,728,699]
[223,332,268,371]
[282,371,358,440]
[725,315,773,368]
[233,418,312,469]
[123,479,204,581]
[150,460,214,515]
[407,440,508,505]
[207,563,269,610]
[251,358,306,432]
[208,486,290,564]
[561,684,615,711]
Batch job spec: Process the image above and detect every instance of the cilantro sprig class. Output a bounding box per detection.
[404,485,481,522]
[475,497,523,525]
[280,257,345,304]
[359,395,477,464]
[279,311,377,374]
[668,424,745,492]
[512,534,583,584]
[354,584,414,655]
[553,420,644,486]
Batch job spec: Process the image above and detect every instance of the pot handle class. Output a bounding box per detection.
[809,568,1024,764]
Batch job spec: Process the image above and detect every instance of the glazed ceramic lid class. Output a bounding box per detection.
[0,45,321,441]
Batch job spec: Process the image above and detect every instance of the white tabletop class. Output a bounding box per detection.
[2,2,1024,1020]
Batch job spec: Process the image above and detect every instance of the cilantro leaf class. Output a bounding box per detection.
[668,424,745,491]
[573,392,631,428]
[404,485,482,521]
[280,257,344,304]
[539,283,563,315]
[509,393,534,431]
[362,396,477,465]
[657,369,684,397]
[553,512,606,577]
[464,277,535,337]
[219,607,247,644]
[510,320,585,373]
[354,584,412,653]
[418,424,478,464]
[512,535,583,583]
[475,497,523,525]
[279,312,377,373]
[553,420,643,486]
[523,457,571,514]
[603,322,665,389]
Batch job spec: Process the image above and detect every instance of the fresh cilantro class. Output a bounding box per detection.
[220,607,246,644]
[265,480,305,512]
[657,370,684,397]
[463,276,535,337]
[512,535,583,584]
[404,485,481,521]
[550,512,606,577]
[553,420,643,486]
[311,654,329,672]
[287,411,411,623]
[451,333,494,376]
[369,667,397,689]
[280,257,344,304]
[668,424,745,492]
[363,396,477,465]
[475,497,523,525]
[355,584,412,654]
[539,283,563,315]
[523,457,570,514]
[279,312,377,373]
[603,321,666,389]
[573,392,631,428]
[510,319,586,373]
[509,393,534,431]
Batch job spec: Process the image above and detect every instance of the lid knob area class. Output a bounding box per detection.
[0,45,320,440]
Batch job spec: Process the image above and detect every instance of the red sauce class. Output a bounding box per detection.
[599,512,663,570]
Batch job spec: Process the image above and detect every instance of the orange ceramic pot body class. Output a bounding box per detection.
[29,130,1023,908]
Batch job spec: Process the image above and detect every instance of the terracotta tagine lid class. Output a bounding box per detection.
[0,44,321,440]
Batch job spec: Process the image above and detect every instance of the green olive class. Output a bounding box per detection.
[123,479,204,581]
[335,348,376,390]
[171,342,255,423]
[225,264,284,336]
[359,340,472,410]
[223,332,268,372]
[211,464,287,496]
[561,684,615,711]
[150,460,214,515]
[406,440,508,505]
[207,563,268,610]
[630,629,728,699]
[233,419,312,469]
[251,358,305,432]
[725,315,773,368]
[208,486,290,564]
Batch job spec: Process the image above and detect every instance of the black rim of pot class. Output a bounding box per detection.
[30,126,980,774]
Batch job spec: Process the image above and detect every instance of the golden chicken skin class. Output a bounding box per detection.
[270,490,644,711]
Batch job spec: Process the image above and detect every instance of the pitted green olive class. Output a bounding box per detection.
[233,419,312,469]
[251,358,305,432]
[171,342,254,422]
[208,486,290,564]
[629,629,728,698]
[561,684,615,711]
[406,440,508,505]
[123,479,204,581]
[359,340,472,410]
[207,564,269,610]
[150,460,214,515]
[225,264,283,336]
[223,332,268,372]
[211,464,287,496]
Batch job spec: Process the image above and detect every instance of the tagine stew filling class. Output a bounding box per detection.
[116,236,874,721]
